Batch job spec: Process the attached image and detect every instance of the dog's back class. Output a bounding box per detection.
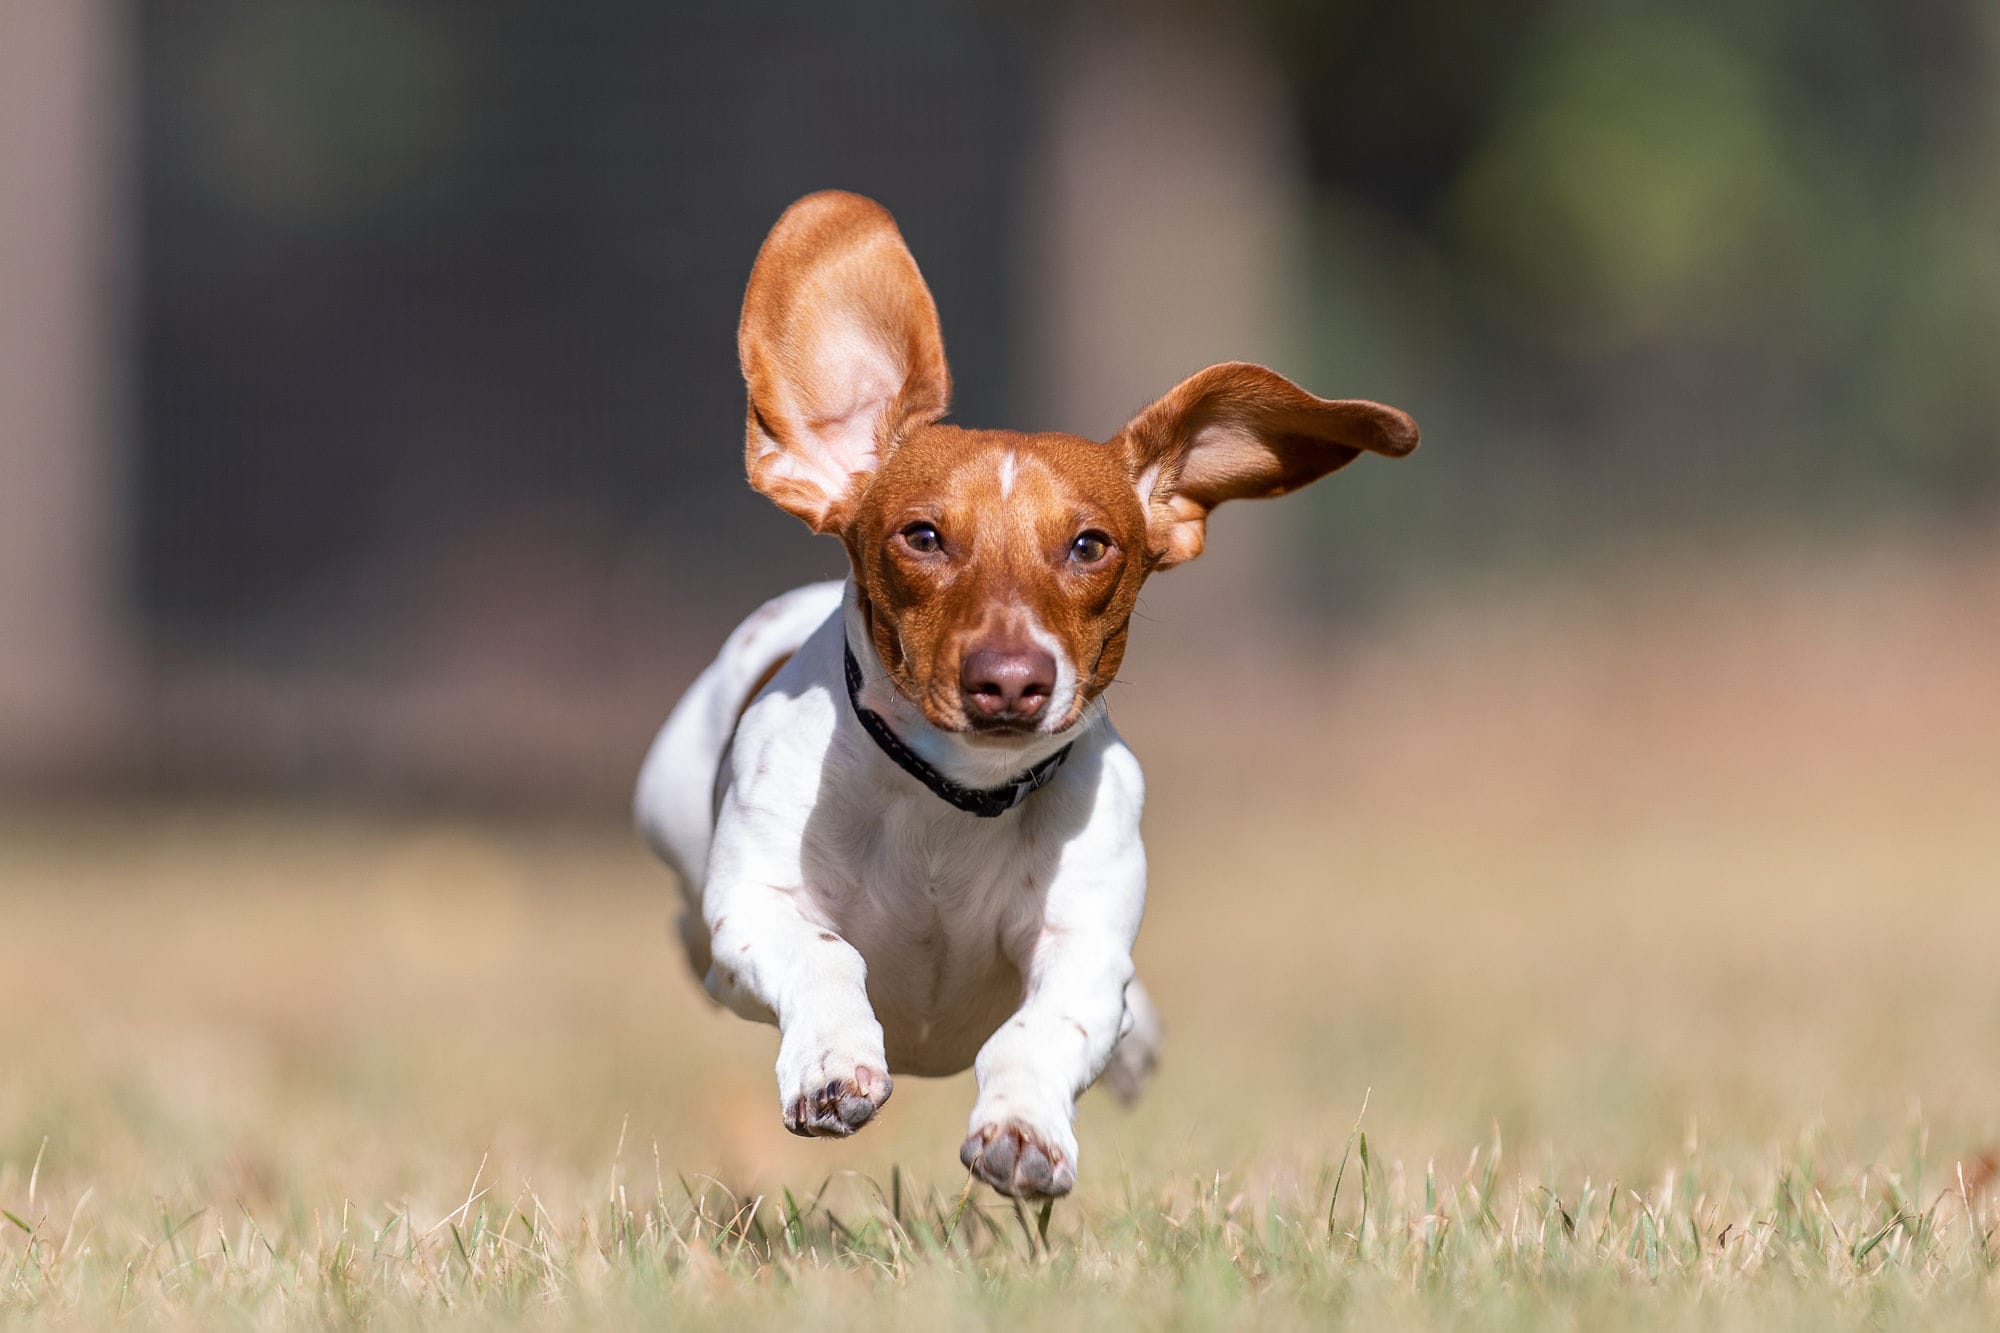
[634,581,844,933]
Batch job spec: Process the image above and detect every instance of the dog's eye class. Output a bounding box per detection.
[1069,531,1112,565]
[899,522,943,555]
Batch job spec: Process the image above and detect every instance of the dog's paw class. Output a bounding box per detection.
[959,1113,1078,1199]
[784,1064,892,1137]
[777,1036,893,1137]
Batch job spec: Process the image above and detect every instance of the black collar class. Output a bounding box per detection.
[843,641,1073,817]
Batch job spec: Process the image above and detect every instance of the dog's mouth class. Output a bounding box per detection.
[961,715,1043,740]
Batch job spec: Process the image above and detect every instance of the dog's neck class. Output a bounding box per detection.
[839,582,1098,794]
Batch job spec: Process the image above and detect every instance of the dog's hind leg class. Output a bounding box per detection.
[1100,976,1162,1104]
[675,907,713,981]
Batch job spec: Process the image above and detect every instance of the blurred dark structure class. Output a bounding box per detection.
[2,0,1995,807]
[130,3,1038,802]
[140,3,1034,656]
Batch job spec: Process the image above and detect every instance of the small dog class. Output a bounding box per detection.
[636,191,1417,1199]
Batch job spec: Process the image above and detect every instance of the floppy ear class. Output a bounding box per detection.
[1114,362,1419,568]
[738,191,951,533]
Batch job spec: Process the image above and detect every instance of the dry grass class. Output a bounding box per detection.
[3,536,1999,1328]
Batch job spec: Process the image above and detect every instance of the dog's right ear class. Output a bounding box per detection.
[738,192,952,534]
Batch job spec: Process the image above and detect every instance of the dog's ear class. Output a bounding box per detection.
[1114,362,1418,568]
[738,191,951,534]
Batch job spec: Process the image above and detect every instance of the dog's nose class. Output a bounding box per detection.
[960,645,1057,723]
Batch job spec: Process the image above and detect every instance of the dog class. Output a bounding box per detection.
[635,191,1418,1199]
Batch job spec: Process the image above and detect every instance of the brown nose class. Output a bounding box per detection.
[960,644,1056,723]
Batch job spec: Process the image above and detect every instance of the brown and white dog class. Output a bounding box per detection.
[636,191,1418,1199]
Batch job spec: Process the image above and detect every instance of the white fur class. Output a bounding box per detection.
[1016,607,1082,735]
[635,580,1155,1195]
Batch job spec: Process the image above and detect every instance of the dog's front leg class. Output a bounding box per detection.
[962,923,1136,1198]
[702,864,892,1138]
[961,764,1146,1200]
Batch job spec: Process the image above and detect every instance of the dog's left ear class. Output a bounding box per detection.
[1114,362,1419,568]
[739,191,952,534]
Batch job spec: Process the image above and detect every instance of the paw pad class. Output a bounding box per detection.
[784,1065,892,1137]
[960,1121,1074,1198]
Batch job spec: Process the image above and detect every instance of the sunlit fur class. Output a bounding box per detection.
[638,190,1416,1201]
[843,426,1147,737]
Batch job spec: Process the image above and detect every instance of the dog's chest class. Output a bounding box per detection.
[802,791,1054,1075]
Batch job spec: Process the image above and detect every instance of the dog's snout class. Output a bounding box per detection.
[960,644,1056,724]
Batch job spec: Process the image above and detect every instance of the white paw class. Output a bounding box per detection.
[961,1096,1079,1198]
[776,1030,892,1138]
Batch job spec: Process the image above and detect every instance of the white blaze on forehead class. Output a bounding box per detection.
[997,449,1019,501]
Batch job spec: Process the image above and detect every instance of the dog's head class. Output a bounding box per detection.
[738,191,1418,741]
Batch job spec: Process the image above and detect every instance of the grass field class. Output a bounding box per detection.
[4,538,1999,1328]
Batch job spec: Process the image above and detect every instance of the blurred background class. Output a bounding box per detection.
[6,0,1994,809]
[4,2,2000,1277]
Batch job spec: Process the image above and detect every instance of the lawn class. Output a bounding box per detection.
[3,538,1998,1328]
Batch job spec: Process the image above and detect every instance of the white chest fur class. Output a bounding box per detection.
[713,602,1131,1074]
[636,580,1153,1196]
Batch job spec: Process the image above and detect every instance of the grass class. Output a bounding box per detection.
[4,537,1999,1327]
[5,1131,1994,1330]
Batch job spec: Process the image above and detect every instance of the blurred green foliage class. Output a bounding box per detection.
[137,1,1996,633]
[1247,0,1999,583]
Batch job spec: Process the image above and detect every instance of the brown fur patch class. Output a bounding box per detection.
[843,426,1148,733]
[733,191,1419,735]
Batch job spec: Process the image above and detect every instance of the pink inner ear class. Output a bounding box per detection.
[755,313,908,520]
